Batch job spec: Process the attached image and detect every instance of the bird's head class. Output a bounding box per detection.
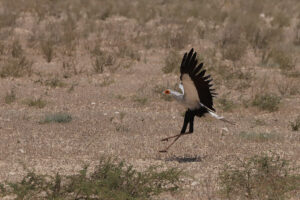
[163,89,171,95]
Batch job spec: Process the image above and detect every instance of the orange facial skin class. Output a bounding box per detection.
[164,90,170,95]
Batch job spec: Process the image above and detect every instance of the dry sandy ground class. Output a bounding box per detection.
[0,47,300,199]
[0,2,300,198]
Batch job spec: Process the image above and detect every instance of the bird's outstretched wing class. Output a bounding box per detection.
[180,48,216,111]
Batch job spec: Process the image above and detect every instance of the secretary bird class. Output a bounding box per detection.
[160,48,235,153]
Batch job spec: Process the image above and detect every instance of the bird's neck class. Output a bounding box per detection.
[169,89,184,102]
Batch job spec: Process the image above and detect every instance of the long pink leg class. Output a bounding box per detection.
[161,132,191,141]
[159,135,182,153]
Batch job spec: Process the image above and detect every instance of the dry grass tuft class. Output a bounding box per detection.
[4,89,16,104]
[252,93,281,112]
[162,50,181,74]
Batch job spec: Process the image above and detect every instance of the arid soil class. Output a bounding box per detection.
[1,0,300,199]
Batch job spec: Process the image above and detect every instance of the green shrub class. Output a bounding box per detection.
[40,113,72,124]
[239,131,280,142]
[219,153,300,200]
[252,93,280,112]
[0,157,183,200]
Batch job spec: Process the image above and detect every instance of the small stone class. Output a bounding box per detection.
[191,181,198,186]
[221,127,228,132]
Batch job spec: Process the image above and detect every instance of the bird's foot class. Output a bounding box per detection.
[161,138,170,142]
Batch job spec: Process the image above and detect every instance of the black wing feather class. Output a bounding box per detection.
[180,48,215,111]
[192,63,203,75]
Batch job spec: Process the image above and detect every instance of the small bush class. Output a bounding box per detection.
[99,77,114,87]
[167,30,188,50]
[93,56,104,73]
[252,93,280,112]
[11,40,23,58]
[133,95,148,105]
[118,43,140,61]
[40,113,72,124]
[4,89,16,104]
[91,49,115,74]
[45,77,66,88]
[219,153,300,200]
[222,41,247,62]
[0,56,32,78]
[0,157,183,199]
[162,50,181,74]
[239,131,280,142]
[41,40,54,63]
[272,49,295,71]
[271,12,290,28]
[293,28,300,46]
[290,116,300,131]
[24,98,46,108]
[263,48,295,71]
[218,97,235,112]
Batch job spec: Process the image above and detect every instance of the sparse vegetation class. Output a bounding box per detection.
[0,56,32,78]
[239,131,280,142]
[0,157,183,200]
[99,77,114,87]
[219,153,300,200]
[40,113,72,124]
[133,95,148,105]
[162,50,181,74]
[252,93,281,112]
[41,40,54,63]
[4,89,16,104]
[118,43,140,61]
[93,53,115,74]
[24,98,46,108]
[0,1,300,199]
[11,40,23,58]
[45,77,66,88]
[290,115,300,131]
[218,96,235,112]
[265,48,296,71]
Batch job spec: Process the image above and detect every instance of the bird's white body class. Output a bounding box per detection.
[168,74,201,110]
[160,48,235,152]
[167,75,228,122]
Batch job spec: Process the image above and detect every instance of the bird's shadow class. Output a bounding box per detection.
[165,154,206,163]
